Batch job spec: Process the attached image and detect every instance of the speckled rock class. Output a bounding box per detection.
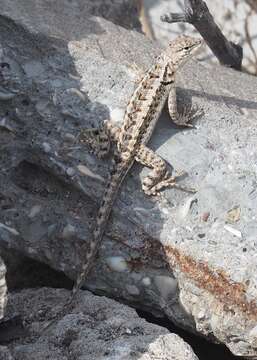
[0,346,14,360]
[0,0,257,358]
[3,288,198,360]
[1,0,141,33]
[0,257,7,320]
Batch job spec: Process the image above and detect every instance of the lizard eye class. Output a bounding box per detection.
[184,46,190,50]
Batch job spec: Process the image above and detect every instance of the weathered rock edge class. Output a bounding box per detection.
[0,0,257,357]
[2,288,199,360]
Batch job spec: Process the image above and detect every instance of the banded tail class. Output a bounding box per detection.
[70,158,133,300]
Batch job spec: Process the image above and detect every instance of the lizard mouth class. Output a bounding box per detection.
[192,39,204,55]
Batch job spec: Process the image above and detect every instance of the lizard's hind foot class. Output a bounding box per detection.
[135,145,196,196]
[78,121,121,159]
[146,171,196,196]
[79,126,111,158]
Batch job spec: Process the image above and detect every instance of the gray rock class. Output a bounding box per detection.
[0,257,7,320]
[4,288,198,360]
[0,346,14,360]
[1,0,141,32]
[0,0,257,357]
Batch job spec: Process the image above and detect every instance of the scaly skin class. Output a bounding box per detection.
[40,36,203,334]
[71,35,203,300]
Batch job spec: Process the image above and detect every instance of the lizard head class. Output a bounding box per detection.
[165,35,203,69]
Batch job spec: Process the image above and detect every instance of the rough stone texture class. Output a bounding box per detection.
[1,0,141,33]
[0,0,257,357]
[142,0,257,74]
[0,257,7,320]
[0,346,13,360]
[2,288,198,360]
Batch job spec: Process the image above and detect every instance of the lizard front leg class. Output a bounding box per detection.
[167,57,202,129]
[168,85,200,127]
[136,145,195,195]
[79,120,121,159]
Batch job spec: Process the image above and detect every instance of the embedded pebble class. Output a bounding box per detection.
[125,328,132,335]
[110,107,124,124]
[28,205,42,218]
[249,325,257,337]
[224,225,242,238]
[42,142,51,153]
[142,277,151,286]
[36,99,50,115]
[63,133,76,143]
[62,224,76,239]
[27,247,37,255]
[77,164,104,181]
[0,118,15,133]
[0,223,19,236]
[126,284,140,296]
[66,167,76,177]
[105,256,129,272]
[196,310,206,320]
[226,206,241,223]
[67,87,86,101]
[154,275,178,300]
[201,212,210,222]
[177,197,196,221]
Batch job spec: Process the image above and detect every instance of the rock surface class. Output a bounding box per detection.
[0,257,7,320]
[0,0,257,357]
[2,288,198,360]
[0,346,13,360]
[1,0,141,33]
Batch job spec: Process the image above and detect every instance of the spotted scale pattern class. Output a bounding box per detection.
[71,35,203,301]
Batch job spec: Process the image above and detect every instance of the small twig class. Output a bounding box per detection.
[161,0,243,70]
[244,9,257,74]
[162,13,187,23]
[138,0,155,40]
[245,0,257,12]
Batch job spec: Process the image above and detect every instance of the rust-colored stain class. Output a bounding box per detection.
[164,245,257,319]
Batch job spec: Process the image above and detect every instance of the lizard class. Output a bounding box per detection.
[43,35,203,329]
[72,35,203,298]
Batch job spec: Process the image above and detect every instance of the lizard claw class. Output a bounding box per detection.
[174,104,203,127]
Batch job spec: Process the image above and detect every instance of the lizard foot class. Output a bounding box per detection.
[175,104,203,127]
[146,171,196,196]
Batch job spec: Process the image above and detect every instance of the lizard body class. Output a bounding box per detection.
[72,35,203,299]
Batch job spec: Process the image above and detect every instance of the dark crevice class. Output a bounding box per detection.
[3,251,73,291]
[137,309,246,360]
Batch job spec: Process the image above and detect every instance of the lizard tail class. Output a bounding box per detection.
[71,159,133,301]
[40,160,133,334]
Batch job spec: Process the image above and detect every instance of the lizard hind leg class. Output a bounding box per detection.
[135,145,169,196]
[136,145,195,196]
[79,120,121,159]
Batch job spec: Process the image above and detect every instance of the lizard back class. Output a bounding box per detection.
[118,57,174,153]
